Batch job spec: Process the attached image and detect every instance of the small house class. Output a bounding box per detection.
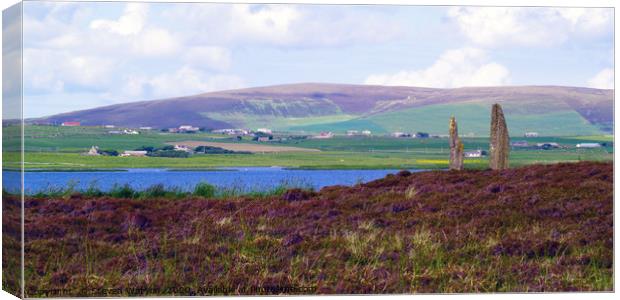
[576,143,602,149]
[346,130,359,136]
[213,128,249,135]
[257,128,273,134]
[123,129,139,135]
[361,130,372,136]
[61,121,80,127]
[464,150,487,158]
[139,126,153,130]
[536,142,560,150]
[313,132,334,139]
[85,146,100,156]
[392,132,411,138]
[120,150,148,157]
[179,125,200,133]
[213,128,242,135]
[174,144,192,152]
[413,132,429,138]
[511,141,529,148]
[257,136,270,142]
[524,132,539,137]
[104,125,115,128]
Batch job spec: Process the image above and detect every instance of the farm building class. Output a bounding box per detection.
[313,132,334,139]
[139,126,153,130]
[257,128,273,134]
[413,132,430,138]
[179,125,200,133]
[174,145,193,152]
[61,121,80,127]
[511,141,529,147]
[392,132,411,138]
[576,143,602,148]
[464,150,487,158]
[347,130,372,136]
[123,129,139,135]
[524,132,539,137]
[213,128,249,135]
[108,130,138,135]
[257,136,271,142]
[104,125,115,128]
[536,142,560,150]
[85,146,100,156]
[120,150,148,157]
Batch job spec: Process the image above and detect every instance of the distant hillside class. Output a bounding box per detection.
[34,83,614,136]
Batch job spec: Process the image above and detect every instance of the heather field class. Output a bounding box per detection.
[2,161,612,296]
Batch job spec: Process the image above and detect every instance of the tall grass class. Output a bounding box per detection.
[19,180,313,200]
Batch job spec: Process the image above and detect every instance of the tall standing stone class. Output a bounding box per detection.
[449,116,464,170]
[489,103,510,170]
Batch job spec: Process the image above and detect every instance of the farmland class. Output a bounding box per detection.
[290,101,605,136]
[1,125,613,170]
[166,141,320,153]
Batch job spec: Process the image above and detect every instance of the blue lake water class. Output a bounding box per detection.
[3,167,422,195]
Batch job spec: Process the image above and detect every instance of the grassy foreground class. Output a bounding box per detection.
[3,162,612,296]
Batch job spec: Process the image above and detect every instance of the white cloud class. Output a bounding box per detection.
[364,47,510,88]
[231,4,301,45]
[24,49,116,91]
[447,7,613,47]
[123,66,245,99]
[587,68,613,89]
[183,46,231,71]
[162,3,402,47]
[130,28,179,56]
[88,3,179,57]
[23,2,243,109]
[3,5,23,119]
[90,3,147,35]
[23,2,407,117]
[556,8,613,35]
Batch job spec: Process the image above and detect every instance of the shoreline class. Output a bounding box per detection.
[6,166,441,172]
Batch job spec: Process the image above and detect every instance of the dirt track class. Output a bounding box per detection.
[167,141,320,153]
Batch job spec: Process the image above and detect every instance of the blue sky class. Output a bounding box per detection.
[20,1,614,117]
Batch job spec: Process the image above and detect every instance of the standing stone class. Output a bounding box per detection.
[489,103,510,170]
[449,116,464,170]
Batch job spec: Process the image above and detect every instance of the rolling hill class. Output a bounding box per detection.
[34,83,614,136]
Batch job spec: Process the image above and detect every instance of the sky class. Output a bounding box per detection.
[17,1,615,117]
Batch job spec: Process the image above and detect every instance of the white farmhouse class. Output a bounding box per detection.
[120,150,148,157]
[576,143,602,149]
[256,128,272,134]
[464,150,487,158]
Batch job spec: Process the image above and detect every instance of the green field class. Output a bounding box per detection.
[1,125,612,171]
[0,149,612,171]
[290,101,605,136]
[3,125,228,152]
[202,112,359,131]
